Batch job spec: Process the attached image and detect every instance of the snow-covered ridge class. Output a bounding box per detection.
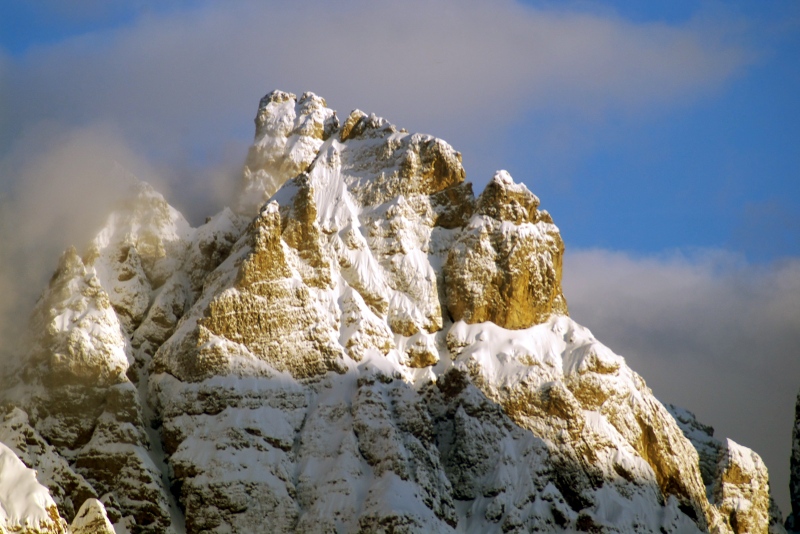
[0,90,785,533]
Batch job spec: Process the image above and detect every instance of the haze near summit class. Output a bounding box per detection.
[0,0,798,514]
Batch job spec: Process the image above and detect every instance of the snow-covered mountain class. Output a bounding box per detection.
[0,91,786,533]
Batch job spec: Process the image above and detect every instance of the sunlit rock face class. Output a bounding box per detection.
[0,90,782,534]
[444,170,567,330]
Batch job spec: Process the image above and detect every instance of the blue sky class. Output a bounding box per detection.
[510,1,800,260]
[1,0,799,514]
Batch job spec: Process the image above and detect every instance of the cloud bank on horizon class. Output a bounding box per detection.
[0,0,798,514]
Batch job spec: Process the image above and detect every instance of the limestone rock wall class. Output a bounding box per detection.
[444,170,567,329]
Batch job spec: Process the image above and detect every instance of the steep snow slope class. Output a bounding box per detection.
[0,442,68,533]
[0,90,784,533]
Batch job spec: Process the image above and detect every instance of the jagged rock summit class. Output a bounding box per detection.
[0,90,785,533]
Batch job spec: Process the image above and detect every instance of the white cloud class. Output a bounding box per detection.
[0,0,754,335]
[2,0,751,160]
[563,248,800,514]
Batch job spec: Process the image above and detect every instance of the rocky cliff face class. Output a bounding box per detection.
[0,91,784,533]
[786,392,800,533]
[668,406,786,534]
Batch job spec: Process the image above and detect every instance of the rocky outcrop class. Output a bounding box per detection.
[669,405,786,534]
[15,246,131,448]
[196,201,343,379]
[713,439,775,533]
[0,90,780,534]
[239,91,339,215]
[69,499,115,534]
[445,170,567,329]
[0,407,96,524]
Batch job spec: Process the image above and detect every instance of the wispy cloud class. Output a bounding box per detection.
[0,0,754,335]
[0,124,163,353]
[2,0,752,157]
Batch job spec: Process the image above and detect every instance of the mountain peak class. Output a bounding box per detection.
[239,89,339,215]
[0,90,784,534]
